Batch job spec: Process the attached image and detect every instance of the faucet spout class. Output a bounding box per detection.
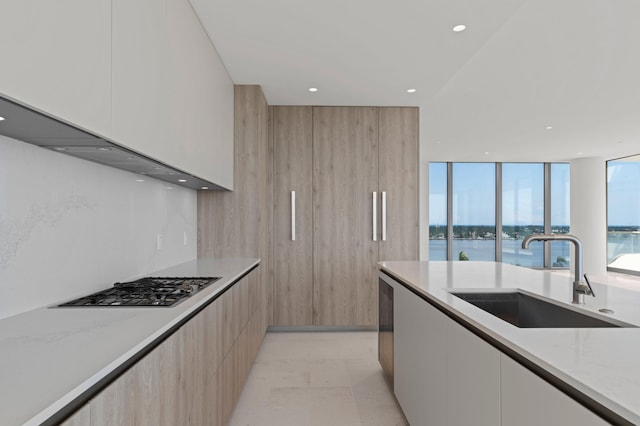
[521,233,593,304]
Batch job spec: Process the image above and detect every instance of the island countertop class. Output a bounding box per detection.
[379,261,640,425]
[0,257,259,426]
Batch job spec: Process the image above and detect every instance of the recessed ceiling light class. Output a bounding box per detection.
[0,116,5,121]
[167,187,173,190]
[201,186,209,190]
[309,87,318,92]
[407,89,417,93]
[545,126,553,130]
[453,25,466,32]
[53,147,68,151]
[484,151,489,155]
[97,147,111,151]
[178,179,187,183]
[577,152,584,155]
[126,156,134,160]
[136,179,144,182]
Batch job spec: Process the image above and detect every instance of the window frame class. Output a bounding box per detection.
[606,156,640,276]
[429,161,570,270]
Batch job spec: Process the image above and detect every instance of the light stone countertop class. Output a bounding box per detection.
[379,260,640,425]
[0,257,259,426]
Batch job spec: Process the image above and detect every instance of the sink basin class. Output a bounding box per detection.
[449,291,634,328]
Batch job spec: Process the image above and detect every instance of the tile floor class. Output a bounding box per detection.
[229,331,408,426]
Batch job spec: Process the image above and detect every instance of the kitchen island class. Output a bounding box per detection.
[0,257,263,426]
[379,261,640,426]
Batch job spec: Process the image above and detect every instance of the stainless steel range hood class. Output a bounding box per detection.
[0,95,225,191]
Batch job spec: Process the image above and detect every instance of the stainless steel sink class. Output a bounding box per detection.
[449,291,635,328]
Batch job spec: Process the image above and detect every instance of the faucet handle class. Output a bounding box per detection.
[582,274,596,297]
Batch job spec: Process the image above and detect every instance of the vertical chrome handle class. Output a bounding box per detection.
[382,191,387,241]
[373,191,377,241]
[291,191,296,241]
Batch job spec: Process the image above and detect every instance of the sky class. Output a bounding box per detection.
[608,161,640,226]
[429,162,571,226]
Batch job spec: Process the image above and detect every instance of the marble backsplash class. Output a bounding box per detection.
[0,135,198,319]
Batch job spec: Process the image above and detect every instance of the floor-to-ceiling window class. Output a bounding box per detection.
[428,162,447,260]
[429,162,570,269]
[607,155,640,274]
[550,163,571,267]
[501,163,544,267]
[452,163,496,261]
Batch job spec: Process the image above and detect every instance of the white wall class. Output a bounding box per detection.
[0,135,197,320]
[570,157,608,276]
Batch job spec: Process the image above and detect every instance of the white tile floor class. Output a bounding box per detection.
[229,331,408,426]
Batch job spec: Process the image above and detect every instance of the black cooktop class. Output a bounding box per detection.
[57,276,221,307]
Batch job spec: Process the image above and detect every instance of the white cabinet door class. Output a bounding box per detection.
[447,320,501,426]
[112,0,233,189]
[392,274,502,426]
[393,280,448,426]
[165,0,234,190]
[0,0,111,136]
[501,355,608,426]
[112,0,171,167]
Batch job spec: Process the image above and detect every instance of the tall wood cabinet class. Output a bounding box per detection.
[313,107,380,326]
[272,106,418,327]
[198,85,271,328]
[272,107,314,326]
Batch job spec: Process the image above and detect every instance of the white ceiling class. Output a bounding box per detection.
[190,0,640,162]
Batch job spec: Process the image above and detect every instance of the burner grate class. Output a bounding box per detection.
[57,276,221,307]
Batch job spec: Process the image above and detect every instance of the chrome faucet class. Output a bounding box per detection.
[521,234,595,304]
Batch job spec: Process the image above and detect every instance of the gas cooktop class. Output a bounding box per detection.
[57,276,221,307]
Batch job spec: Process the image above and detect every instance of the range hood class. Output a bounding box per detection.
[0,95,225,191]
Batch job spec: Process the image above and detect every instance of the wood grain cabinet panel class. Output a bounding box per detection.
[273,106,314,326]
[378,107,419,261]
[313,107,380,327]
[271,106,418,327]
[198,85,271,329]
[59,403,91,426]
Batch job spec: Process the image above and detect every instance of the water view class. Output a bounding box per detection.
[430,227,640,271]
[428,160,640,273]
[429,239,570,267]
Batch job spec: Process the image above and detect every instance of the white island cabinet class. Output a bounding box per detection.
[390,275,501,426]
[501,355,608,426]
[381,264,619,426]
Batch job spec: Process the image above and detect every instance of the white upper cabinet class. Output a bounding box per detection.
[1,0,234,190]
[111,0,171,169]
[112,0,234,189]
[166,0,234,190]
[0,0,112,136]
